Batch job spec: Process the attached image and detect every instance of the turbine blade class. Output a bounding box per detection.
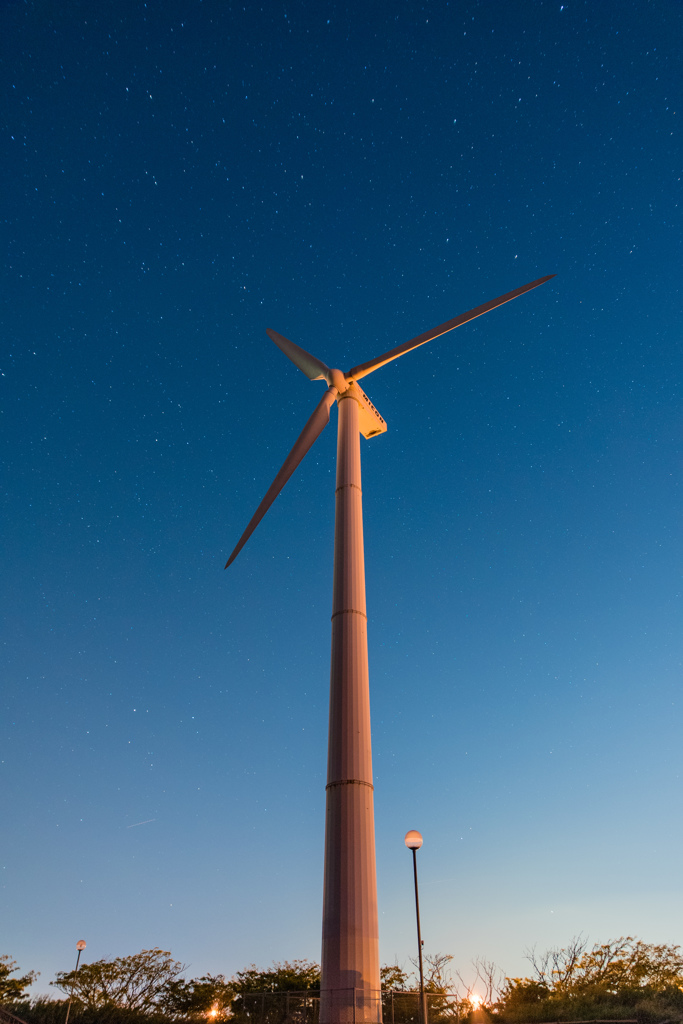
[348,274,556,381]
[267,328,331,382]
[225,387,337,568]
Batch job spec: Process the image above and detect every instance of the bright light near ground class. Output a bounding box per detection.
[470,995,483,1009]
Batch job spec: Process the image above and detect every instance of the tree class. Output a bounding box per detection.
[455,956,504,1010]
[0,956,38,1003]
[380,963,410,991]
[523,934,588,994]
[408,952,454,993]
[232,961,320,993]
[159,974,232,1021]
[497,977,551,1016]
[52,949,185,1013]
[522,935,683,996]
[498,937,683,1023]
[423,953,454,993]
[406,953,461,1022]
[230,962,321,1024]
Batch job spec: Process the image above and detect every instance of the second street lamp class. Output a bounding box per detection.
[65,940,86,1024]
[405,830,427,1024]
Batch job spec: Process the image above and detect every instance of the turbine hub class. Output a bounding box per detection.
[328,367,348,393]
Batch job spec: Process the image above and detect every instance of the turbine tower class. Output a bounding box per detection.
[226,274,554,1024]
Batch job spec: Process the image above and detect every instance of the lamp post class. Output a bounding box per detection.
[405,830,427,1024]
[64,940,86,1024]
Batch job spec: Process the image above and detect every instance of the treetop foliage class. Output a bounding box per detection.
[52,950,185,1013]
[160,974,232,1021]
[380,963,411,991]
[0,955,38,1003]
[232,961,320,993]
[499,937,683,1023]
[506,935,683,999]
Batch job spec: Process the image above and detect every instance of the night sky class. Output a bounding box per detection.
[2,0,681,998]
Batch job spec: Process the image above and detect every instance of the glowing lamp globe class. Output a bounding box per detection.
[404,830,423,850]
[76,941,86,951]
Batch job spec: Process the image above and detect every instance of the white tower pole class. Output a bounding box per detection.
[320,387,381,1024]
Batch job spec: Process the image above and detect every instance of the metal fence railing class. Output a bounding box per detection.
[231,989,462,1024]
[231,990,319,1024]
[0,1008,31,1024]
[383,991,461,1024]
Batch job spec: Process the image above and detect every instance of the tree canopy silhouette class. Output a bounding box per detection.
[0,956,37,1003]
[52,950,185,1014]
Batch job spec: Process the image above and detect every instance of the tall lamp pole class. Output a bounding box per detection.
[64,940,86,1024]
[405,831,427,1024]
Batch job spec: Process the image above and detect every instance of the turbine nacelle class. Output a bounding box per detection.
[345,380,387,439]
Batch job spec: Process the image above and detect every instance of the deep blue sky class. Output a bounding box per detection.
[2,0,681,998]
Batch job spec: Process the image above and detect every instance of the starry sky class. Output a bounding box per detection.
[2,0,681,998]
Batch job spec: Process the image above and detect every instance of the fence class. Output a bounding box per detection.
[0,1009,30,1024]
[231,990,461,1024]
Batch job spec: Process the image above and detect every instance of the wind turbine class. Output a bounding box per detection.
[226,274,554,1024]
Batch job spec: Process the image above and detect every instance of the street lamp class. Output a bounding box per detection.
[64,940,86,1024]
[405,830,427,1024]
